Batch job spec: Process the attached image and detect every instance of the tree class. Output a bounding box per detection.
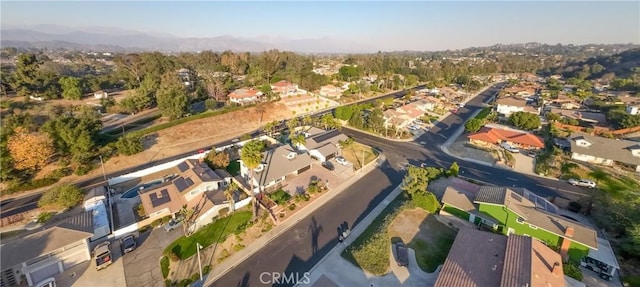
[38,184,83,209]
[287,117,300,138]
[11,53,41,97]
[588,168,608,186]
[291,133,306,149]
[545,112,562,122]
[367,108,385,133]
[321,113,339,130]
[448,162,460,177]
[464,118,483,132]
[240,140,266,219]
[224,182,239,212]
[58,77,83,100]
[156,72,189,120]
[401,165,429,197]
[206,151,230,169]
[115,134,144,156]
[7,127,54,171]
[119,92,152,114]
[178,205,196,237]
[338,66,360,82]
[509,111,541,130]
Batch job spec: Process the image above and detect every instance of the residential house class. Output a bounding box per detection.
[271,80,298,96]
[626,103,640,115]
[468,127,545,150]
[568,132,640,172]
[607,91,639,105]
[519,72,541,83]
[383,102,427,129]
[495,96,541,116]
[298,129,348,162]
[319,85,345,99]
[177,68,195,87]
[434,228,566,287]
[545,94,581,110]
[228,88,263,105]
[139,159,233,220]
[0,212,94,287]
[441,185,598,261]
[239,145,314,193]
[547,108,608,126]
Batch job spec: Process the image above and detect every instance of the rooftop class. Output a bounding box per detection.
[569,132,640,166]
[468,127,545,149]
[256,145,314,186]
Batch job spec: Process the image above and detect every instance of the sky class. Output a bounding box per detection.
[2,1,639,51]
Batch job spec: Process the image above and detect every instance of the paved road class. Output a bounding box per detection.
[206,83,586,287]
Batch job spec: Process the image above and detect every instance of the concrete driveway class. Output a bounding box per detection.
[283,163,345,196]
[123,227,183,287]
[513,152,535,175]
[55,239,127,287]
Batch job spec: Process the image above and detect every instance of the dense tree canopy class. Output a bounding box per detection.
[509,111,541,130]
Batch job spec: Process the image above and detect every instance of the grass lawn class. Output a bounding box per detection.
[407,216,456,272]
[226,160,241,176]
[341,194,410,275]
[164,211,252,260]
[342,142,378,170]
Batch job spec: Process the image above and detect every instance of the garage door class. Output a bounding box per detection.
[29,262,60,285]
[62,252,88,269]
[297,165,311,174]
[325,153,335,160]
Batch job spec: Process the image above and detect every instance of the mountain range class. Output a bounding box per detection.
[0,25,375,53]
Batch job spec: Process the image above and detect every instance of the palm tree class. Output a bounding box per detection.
[588,168,609,186]
[287,117,300,139]
[302,115,313,130]
[263,121,275,137]
[291,133,306,150]
[241,140,265,219]
[224,182,239,212]
[178,205,195,237]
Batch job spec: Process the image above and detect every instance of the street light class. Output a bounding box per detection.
[197,242,203,281]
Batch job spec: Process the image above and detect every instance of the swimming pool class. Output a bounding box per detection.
[120,179,164,199]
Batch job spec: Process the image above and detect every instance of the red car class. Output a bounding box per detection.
[451,109,458,114]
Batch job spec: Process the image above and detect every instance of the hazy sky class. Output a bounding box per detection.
[2,1,639,51]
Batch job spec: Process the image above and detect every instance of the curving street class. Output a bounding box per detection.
[205,83,587,287]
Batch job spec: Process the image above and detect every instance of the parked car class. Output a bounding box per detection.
[94,242,113,270]
[500,142,520,153]
[451,108,458,114]
[120,234,137,254]
[164,217,183,232]
[394,241,409,267]
[321,161,335,171]
[336,156,348,166]
[568,178,596,188]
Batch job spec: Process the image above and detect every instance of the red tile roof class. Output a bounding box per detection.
[229,88,260,99]
[272,80,293,87]
[468,127,544,148]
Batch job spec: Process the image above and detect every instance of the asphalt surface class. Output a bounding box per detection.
[205,83,587,287]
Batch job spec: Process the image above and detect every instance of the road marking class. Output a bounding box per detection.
[506,177,518,181]
[382,200,390,205]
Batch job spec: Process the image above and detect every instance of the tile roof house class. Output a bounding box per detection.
[319,85,345,99]
[271,80,298,96]
[139,159,233,219]
[383,100,435,129]
[495,96,541,116]
[547,108,608,126]
[440,185,599,261]
[0,212,94,286]
[468,127,545,150]
[435,228,566,287]
[228,88,263,105]
[568,132,640,172]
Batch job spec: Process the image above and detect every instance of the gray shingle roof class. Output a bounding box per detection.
[257,145,313,186]
[569,132,640,166]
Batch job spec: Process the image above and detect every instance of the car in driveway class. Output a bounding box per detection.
[394,241,409,267]
[120,234,137,254]
[500,142,520,153]
[321,161,335,171]
[335,156,348,166]
[568,178,596,188]
[164,217,183,232]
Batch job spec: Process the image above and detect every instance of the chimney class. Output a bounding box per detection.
[564,227,575,238]
[552,262,561,276]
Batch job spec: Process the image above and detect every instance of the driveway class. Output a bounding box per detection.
[513,152,535,175]
[123,227,184,287]
[55,239,127,287]
[283,163,344,196]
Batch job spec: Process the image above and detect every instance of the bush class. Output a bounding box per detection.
[288,204,296,210]
[38,184,83,209]
[563,262,583,281]
[203,265,212,275]
[160,256,170,278]
[233,244,245,251]
[36,212,55,223]
[268,189,292,205]
[190,273,200,282]
[151,219,163,228]
[412,192,440,213]
[116,134,144,155]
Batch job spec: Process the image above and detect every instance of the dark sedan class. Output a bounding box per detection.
[394,241,409,267]
[120,235,137,254]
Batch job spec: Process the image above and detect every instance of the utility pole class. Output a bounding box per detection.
[99,155,115,234]
[197,242,203,281]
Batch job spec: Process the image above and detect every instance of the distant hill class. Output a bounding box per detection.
[0,27,374,54]
[542,48,640,79]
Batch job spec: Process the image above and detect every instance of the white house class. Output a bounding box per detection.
[626,104,640,115]
[298,129,348,162]
[228,88,263,105]
[569,132,640,172]
[495,97,541,116]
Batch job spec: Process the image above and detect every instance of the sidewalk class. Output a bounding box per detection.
[196,154,382,286]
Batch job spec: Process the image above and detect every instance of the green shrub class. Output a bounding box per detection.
[36,212,55,223]
[268,189,292,205]
[38,184,83,209]
[190,273,200,282]
[203,265,212,275]
[160,256,170,278]
[233,244,245,251]
[151,219,163,228]
[563,262,583,281]
[411,192,440,213]
[288,204,296,210]
[177,279,193,287]
[164,279,173,287]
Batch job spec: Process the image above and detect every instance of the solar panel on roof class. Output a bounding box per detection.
[311,130,340,144]
[174,178,189,192]
[150,189,171,207]
[177,162,189,172]
[184,177,194,187]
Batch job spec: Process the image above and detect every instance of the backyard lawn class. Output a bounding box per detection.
[164,211,252,260]
[342,142,378,170]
